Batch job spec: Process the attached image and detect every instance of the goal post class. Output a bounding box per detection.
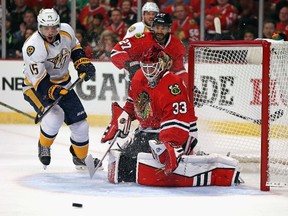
[188,40,288,191]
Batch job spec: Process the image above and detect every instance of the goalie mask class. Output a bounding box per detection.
[140,47,172,88]
[37,8,60,43]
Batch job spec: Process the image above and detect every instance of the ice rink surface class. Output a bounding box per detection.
[1,124,288,216]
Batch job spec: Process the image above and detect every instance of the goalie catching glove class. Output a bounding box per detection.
[149,140,184,175]
[101,102,132,143]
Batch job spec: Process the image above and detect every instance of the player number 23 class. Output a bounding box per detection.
[172,101,187,114]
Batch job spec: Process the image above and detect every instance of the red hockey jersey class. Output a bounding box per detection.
[111,32,187,81]
[123,70,197,146]
[205,3,238,33]
[171,17,200,42]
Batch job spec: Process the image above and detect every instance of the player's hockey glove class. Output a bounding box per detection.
[74,57,96,82]
[149,140,184,175]
[101,102,131,143]
[124,60,141,80]
[48,85,68,100]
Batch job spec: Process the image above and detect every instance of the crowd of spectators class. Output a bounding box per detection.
[1,0,288,60]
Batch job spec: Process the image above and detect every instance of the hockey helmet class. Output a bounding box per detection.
[140,46,172,88]
[142,2,159,16]
[152,12,172,28]
[37,8,60,38]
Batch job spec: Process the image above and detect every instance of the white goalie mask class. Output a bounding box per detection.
[142,2,159,16]
[140,47,172,88]
[37,8,60,39]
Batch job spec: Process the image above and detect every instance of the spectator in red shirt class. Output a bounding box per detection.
[171,3,200,50]
[162,0,193,18]
[190,0,216,24]
[106,8,128,41]
[79,0,109,30]
[205,0,238,40]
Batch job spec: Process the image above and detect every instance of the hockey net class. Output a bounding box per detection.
[188,40,288,191]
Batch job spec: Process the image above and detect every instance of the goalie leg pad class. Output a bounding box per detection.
[136,153,241,187]
[108,149,137,183]
[107,130,159,183]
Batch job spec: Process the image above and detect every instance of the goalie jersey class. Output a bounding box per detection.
[22,23,81,91]
[124,70,197,147]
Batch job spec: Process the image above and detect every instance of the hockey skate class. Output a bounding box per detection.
[38,142,51,169]
[69,146,102,170]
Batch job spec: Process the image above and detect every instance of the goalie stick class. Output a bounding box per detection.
[85,130,120,179]
[213,17,222,40]
[208,104,284,125]
[0,101,35,120]
[34,73,85,124]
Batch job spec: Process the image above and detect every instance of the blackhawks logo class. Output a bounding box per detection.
[135,91,152,119]
[135,33,145,39]
[168,84,181,95]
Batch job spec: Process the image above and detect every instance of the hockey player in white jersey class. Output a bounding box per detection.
[22,8,100,169]
[123,2,159,39]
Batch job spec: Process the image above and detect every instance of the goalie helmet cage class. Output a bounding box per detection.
[188,40,288,191]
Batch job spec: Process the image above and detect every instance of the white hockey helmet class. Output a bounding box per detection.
[37,8,60,34]
[142,2,159,16]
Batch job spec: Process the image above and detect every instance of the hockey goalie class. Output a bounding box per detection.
[101,47,241,187]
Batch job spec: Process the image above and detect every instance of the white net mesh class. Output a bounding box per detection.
[190,40,288,188]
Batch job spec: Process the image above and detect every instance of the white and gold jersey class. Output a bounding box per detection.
[123,22,150,39]
[22,23,81,90]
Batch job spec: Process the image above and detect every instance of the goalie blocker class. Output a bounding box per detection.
[108,150,241,187]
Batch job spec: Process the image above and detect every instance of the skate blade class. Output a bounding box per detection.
[75,165,87,170]
[43,165,48,170]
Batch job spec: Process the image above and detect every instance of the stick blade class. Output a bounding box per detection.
[214,17,221,34]
[85,154,96,179]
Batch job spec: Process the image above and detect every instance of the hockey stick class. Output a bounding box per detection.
[0,101,35,120]
[213,17,222,40]
[85,130,120,179]
[208,104,284,125]
[34,73,85,124]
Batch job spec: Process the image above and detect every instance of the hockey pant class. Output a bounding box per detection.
[24,86,89,159]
